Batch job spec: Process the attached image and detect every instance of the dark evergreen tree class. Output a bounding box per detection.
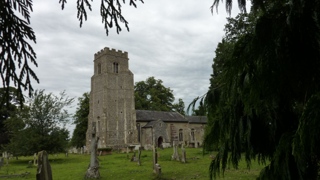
[0,87,24,149]
[195,1,320,179]
[71,92,90,148]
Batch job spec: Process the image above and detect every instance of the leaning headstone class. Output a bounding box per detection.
[181,145,186,163]
[36,150,52,180]
[171,141,180,161]
[85,127,100,179]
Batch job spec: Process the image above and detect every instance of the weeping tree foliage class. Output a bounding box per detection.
[195,0,320,179]
[1,0,144,107]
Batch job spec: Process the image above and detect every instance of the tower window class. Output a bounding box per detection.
[113,62,119,73]
[97,63,101,74]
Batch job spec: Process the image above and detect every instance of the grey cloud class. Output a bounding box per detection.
[27,1,241,133]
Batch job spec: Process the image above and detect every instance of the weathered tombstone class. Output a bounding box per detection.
[171,141,180,161]
[28,161,32,168]
[85,125,100,179]
[131,151,137,162]
[181,144,186,163]
[0,157,4,169]
[33,153,38,165]
[137,147,142,166]
[36,150,52,180]
[3,152,9,165]
[99,151,102,156]
[155,163,161,176]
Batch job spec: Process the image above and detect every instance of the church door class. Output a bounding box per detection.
[157,136,163,148]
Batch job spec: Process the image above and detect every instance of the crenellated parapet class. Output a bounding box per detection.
[94,47,128,59]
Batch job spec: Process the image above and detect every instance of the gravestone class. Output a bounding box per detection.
[36,150,52,180]
[181,144,186,163]
[3,152,9,165]
[33,153,38,165]
[0,157,4,169]
[85,126,100,179]
[28,161,32,168]
[154,164,161,176]
[171,141,180,161]
[131,151,137,162]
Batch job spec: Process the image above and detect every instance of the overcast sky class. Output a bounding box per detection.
[28,0,244,133]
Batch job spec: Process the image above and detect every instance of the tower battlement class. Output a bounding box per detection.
[94,47,128,59]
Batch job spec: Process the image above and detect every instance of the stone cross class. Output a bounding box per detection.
[153,145,161,176]
[36,150,52,180]
[85,126,100,179]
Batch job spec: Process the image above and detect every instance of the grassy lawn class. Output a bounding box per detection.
[0,148,266,179]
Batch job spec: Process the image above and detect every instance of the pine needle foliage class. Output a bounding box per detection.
[194,0,320,179]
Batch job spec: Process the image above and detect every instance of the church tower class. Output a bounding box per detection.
[86,47,137,150]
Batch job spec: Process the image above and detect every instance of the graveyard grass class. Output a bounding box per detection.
[0,148,266,180]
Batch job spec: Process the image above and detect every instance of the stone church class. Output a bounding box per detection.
[86,47,207,150]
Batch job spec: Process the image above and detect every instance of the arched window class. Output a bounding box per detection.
[113,62,119,73]
[179,129,183,141]
[191,129,195,141]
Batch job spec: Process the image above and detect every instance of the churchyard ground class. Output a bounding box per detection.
[0,148,266,179]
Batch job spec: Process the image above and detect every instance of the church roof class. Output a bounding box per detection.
[186,116,207,124]
[142,120,164,128]
[136,110,207,124]
[136,110,187,123]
